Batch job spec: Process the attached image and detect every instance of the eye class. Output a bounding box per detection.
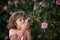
[19,19,22,21]
[23,18,25,20]
[19,19,25,23]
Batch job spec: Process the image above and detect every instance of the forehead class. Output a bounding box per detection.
[17,16,24,20]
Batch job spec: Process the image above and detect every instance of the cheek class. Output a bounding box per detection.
[16,21,22,26]
[16,22,22,29]
[17,22,23,27]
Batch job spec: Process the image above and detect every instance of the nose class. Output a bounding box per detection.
[22,19,24,23]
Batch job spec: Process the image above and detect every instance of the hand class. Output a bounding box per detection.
[25,18,30,23]
[22,18,30,30]
[22,21,28,30]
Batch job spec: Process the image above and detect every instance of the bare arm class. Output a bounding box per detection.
[26,30,32,40]
[10,29,25,40]
[17,29,26,40]
[10,21,28,40]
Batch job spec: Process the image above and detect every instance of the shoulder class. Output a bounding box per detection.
[9,29,17,33]
[9,29,17,38]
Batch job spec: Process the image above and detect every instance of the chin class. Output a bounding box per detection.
[18,28,21,30]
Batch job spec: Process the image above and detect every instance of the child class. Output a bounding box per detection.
[7,11,32,40]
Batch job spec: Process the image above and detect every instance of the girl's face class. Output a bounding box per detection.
[16,16,25,30]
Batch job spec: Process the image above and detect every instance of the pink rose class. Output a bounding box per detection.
[14,0,18,4]
[39,2,46,8]
[41,22,48,29]
[41,3,46,8]
[8,1,13,5]
[56,0,60,5]
[3,5,7,11]
[8,1,11,4]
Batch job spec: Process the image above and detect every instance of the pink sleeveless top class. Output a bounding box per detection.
[9,29,27,40]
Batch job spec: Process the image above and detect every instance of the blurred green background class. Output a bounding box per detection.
[0,0,60,40]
